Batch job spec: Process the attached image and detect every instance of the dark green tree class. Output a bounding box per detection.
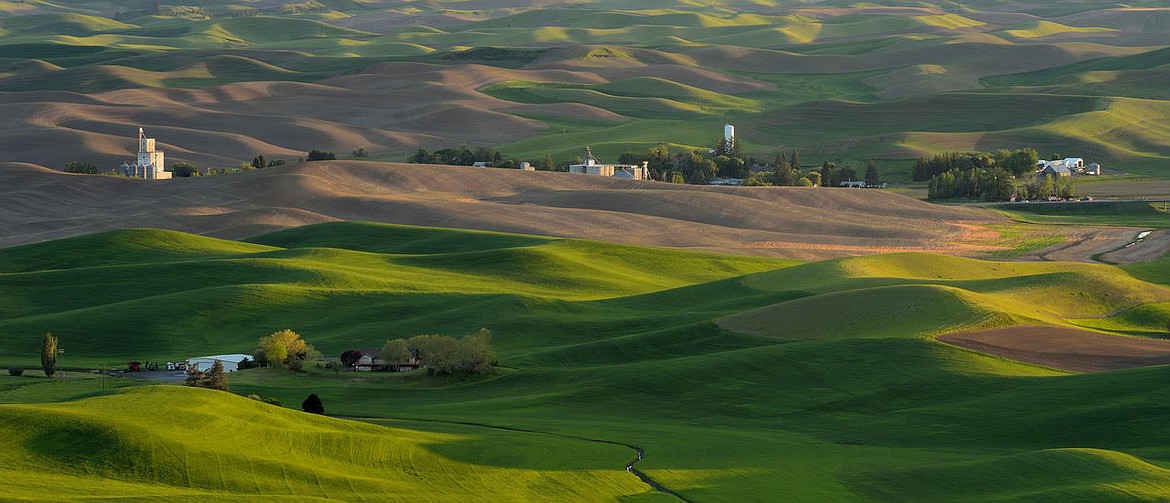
[40,332,57,378]
[981,168,1014,202]
[820,162,833,188]
[773,151,793,186]
[302,393,325,414]
[251,155,266,169]
[839,164,859,183]
[340,349,362,368]
[865,159,880,186]
[789,149,801,173]
[542,153,554,171]
[1005,148,1040,176]
[676,151,717,184]
[410,149,430,164]
[171,162,199,177]
[306,150,336,161]
[617,151,641,165]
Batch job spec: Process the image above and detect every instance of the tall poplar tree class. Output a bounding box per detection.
[865,159,880,186]
[40,332,57,378]
[773,151,793,186]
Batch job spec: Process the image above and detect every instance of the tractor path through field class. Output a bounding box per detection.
[345,415,693,502]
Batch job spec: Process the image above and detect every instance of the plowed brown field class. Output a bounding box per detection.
[0,160,1005,259]
[939,325,1170,372]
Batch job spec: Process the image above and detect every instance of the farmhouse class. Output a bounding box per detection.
[353,348,381,372]
[119,128,171,180]
[187,354,251,372]
[568,146,649,180]
[351,347,422,372]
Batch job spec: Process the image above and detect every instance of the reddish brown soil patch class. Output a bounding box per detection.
[939,326,1170,372]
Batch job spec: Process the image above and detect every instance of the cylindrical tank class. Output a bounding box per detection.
[724,124,735,143]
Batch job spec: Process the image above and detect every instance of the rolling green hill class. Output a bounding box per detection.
[4,223,1170,500]
[0,386,646,502]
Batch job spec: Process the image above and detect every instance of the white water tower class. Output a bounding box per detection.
[724,123,735,144]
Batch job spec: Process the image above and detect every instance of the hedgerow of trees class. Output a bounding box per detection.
[382,329,496,376]
[63,161,103,174]
[410,146,504,166]
[307,149,336,161]
[912,149,1039,181]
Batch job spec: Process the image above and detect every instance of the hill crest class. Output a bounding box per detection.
[0,160,1003,260]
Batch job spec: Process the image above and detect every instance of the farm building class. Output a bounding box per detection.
[353,348,382,372]
[1037,158,1085,174]
[119,128,171,180]
[1086,162,1101,175]
[568,146,649,180]
[1040,163,1072,177]
[187,354,251,372]
[352,348,422,372]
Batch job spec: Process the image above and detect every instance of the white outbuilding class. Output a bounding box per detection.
[187,354,252,372]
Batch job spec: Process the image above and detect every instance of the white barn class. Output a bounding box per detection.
[187,354,251,372]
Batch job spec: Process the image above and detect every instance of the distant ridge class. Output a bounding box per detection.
[0,160,1001,260]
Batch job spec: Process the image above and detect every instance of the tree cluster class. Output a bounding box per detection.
[382,329,496,376]
[185,360,229,391]
[614,142,750,183]
[63,161,103,174]
[256,329,320,372]
[409,146,505,166]
[306,149,336,161]
[912,149,1039,182]
[927,168,1015,201]
[742,150,874,188]
[177,156,285,177]
[927,167,1075,201]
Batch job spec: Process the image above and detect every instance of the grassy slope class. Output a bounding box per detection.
[0,222,793,362]
[992,201,1170,227]
[0,386,646,502]
[4,224,1170,500]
